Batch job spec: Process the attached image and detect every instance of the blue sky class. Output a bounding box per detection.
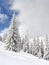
[0,0,19,32]
[0,0,12,31]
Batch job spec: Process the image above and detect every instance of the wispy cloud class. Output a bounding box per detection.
[10,0,49,37]
[19,23,27,38]
[0,14,8,23]
[0,28,8,37]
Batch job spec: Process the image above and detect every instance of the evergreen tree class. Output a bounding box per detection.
[32,37,36,55]
[29,43,33,54]
[44,35,49,60]
[23,33,30,53]
[21,38,25,49]
[40,40,44,58]
[5,12,21,52]
[38,40,44,58]
[45,35,49,52]
[32,37,40,57]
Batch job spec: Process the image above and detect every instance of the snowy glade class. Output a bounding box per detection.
[0,12,49,61]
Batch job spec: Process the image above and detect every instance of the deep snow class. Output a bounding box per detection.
[0,41,49,65]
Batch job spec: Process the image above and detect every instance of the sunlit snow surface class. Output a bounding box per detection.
[0,41,49,65]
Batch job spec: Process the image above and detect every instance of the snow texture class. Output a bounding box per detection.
[0,41,49,65]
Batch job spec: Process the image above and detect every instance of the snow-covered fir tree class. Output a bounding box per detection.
[21,32,29,49]
[29,43,33,54]
[32,37,44,58]
[5,12,21,52]
[44,35,49,60]
[22,33,33,54]
[45,35,49,52]
[32,37,40,57]
[38,40,44,58]
[32,37,37,56]
[40,40,44,58]
[21,38,25,49]
[23,33,30,53]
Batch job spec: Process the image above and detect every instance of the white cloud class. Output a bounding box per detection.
[0,28,9,37]
[0,14,8,23]
[19,23,27,38]
[10,0,49,37]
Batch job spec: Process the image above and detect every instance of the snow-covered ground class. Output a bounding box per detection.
[0,41,49,65]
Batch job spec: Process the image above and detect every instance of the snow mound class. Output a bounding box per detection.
[0,50,49,65]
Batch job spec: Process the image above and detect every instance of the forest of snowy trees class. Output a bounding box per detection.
[1,12,49,61]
